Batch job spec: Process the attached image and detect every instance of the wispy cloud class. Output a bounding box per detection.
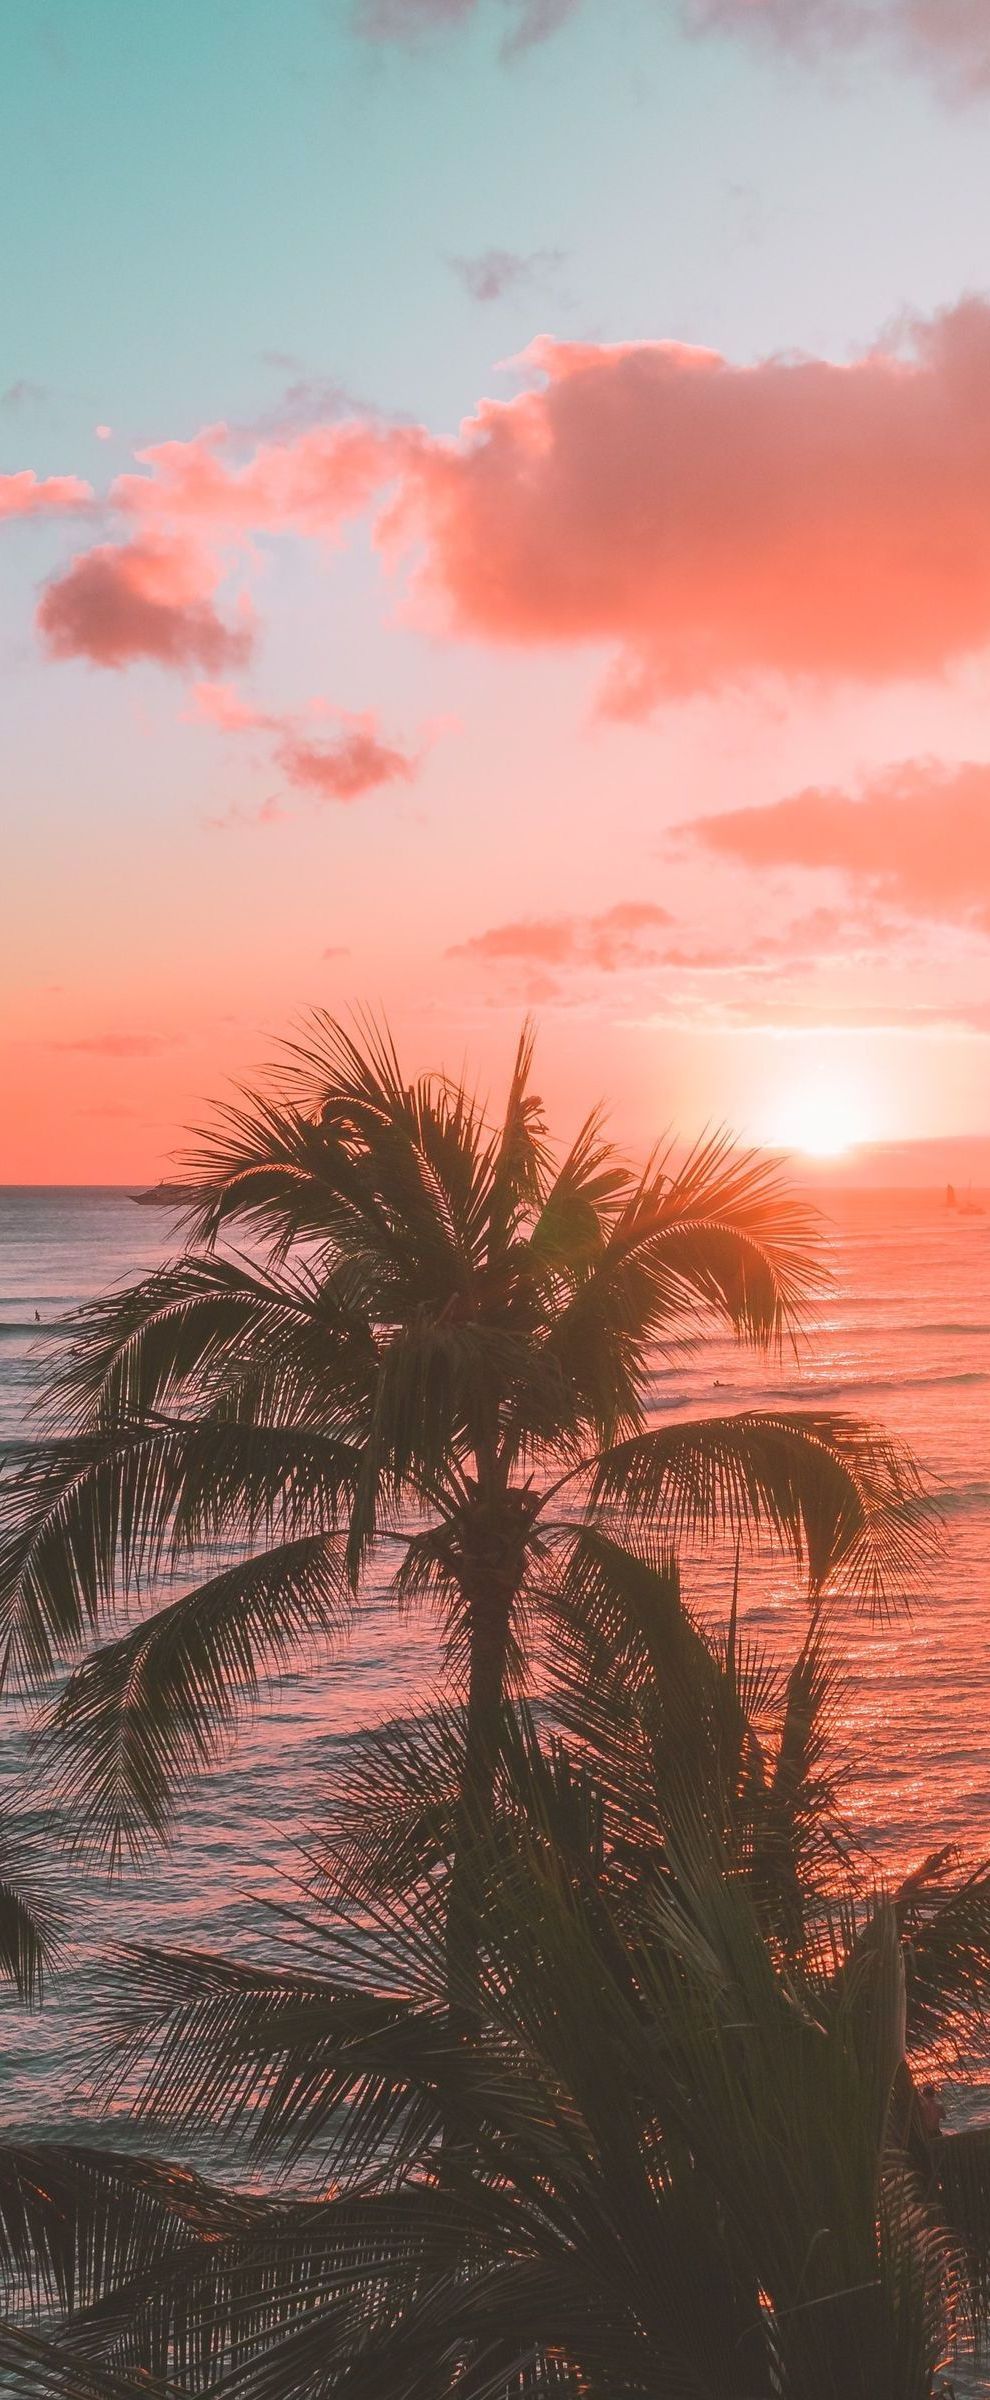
[49,1032,177,1057]
[354,0,578,55]
[449,246,564,302]
[451,900,673,972]
[354,0,990,94]
[193,680,419,817]
[1,379,47,414]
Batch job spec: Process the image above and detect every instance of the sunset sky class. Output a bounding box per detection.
[6,0,990,1180]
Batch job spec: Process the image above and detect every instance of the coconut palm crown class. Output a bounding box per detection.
[0,1015,932,1891]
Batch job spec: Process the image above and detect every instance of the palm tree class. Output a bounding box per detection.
[0,1017,931,2024]
[0,1557,987,2396]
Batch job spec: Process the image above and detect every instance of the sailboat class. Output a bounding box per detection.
[959,1185,986,1217]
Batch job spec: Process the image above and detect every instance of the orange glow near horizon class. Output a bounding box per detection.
[772,1091,866,1160]
[758,1057,878,1161]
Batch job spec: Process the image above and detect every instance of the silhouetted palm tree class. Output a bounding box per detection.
[0,1017,932,2034]
[0,1003,932,1843]
[0,1559,987,2396]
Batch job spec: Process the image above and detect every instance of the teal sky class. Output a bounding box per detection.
[5,0,989,451]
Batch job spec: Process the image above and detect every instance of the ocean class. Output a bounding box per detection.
[1,1181,989,2153]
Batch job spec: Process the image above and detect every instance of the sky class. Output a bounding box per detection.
[5,0,990,1181]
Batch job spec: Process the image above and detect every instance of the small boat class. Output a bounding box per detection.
[130,1181,200,1208]
[946,1184,957,1209]
[959,1187,986,1217]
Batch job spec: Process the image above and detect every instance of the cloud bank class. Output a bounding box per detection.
[26,298,990,705]
[684,759,990,930]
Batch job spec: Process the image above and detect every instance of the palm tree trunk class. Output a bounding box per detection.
[445,1577,513,2041]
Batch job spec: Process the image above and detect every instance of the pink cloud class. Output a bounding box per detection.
[32,420,402,674]
[451,900,673,972]
[901,1,990,91]
[390,304,990,703]
[656,904,902,973]
[38,296,990,700]
[691,0,990,90]
[683,758,990,929]
[193,680,418,810]
[113,419,397,540]
[451,898,901,996]
[192,678,266,732]
[274,725,416,803]
[37,537,252,672]
[0,469,92,520]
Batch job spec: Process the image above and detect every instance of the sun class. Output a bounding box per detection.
[764,1068,869,1160]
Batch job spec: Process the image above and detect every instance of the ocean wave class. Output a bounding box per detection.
[647,1368,990,1405]
[811,1311,990,1332]
[895,1323,990,1338]
[0,1322,71,1338]
[0,1297,78,1308]
[940,1482,990,1517]
[774,1369,990,1399]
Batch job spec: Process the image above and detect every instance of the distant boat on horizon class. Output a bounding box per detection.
[947,1181,985,1217]
[130,1181,199,1208]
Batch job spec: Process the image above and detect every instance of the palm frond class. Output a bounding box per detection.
[98,1944,450,2184]
[0,2323,169,2398]
[936,2124,990,2336]
[0,1813,62,2002]
[541,1134,827,1415]
[896,1854,990,2056]
[0,1420,362,1686]
[42,1537,349,1864]
[39,1253,378,1446]
[593,1408,938,1607]
[479,1023,553,1262]
[0,2139,257,2325]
